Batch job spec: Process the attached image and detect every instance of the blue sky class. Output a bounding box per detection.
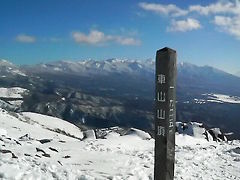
[0,0,240,74]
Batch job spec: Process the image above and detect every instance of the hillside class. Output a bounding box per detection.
[0,108,240,179]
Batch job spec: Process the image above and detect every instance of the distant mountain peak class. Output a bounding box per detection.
[235,71,240,77]
[0,59,26,76]
[0,59,14,66]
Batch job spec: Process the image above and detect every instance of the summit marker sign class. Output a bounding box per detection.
[154,47,177,180]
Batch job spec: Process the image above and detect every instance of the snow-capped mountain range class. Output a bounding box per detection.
[1,108,240,179]
[0,58,236,77]
[24,59,240,95]
[1,58,238,87]
[22,58,155,77]
[23,58,230,77]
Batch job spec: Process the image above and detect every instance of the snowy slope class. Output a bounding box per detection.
[0,87,28,99]
[0,59,26,77]
[0,87,29,109]
[21,112,84,139]
[0,109,240,179]
[205,93,240,104]
[192,93,240,104]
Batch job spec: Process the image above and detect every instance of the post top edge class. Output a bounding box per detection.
[157,47,176,53]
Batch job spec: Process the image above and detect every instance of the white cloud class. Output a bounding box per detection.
[16,34,36,43]
[214,16,233,26]
[139,2,188,17]
[189,1,240,15]
[139,1,240,17]
[167,18,201,32]
[213,15,240,39]
[72,30,141,46]
[189,1,240,39]
[115,37,141,45]
[72,30,111,44]
[138,1,240,39]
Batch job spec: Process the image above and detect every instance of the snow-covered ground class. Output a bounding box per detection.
[0,87,29,107]
[7,100,24,106]
[0,87,28,99]
[21,112,84,139]
[193,93,240,105]
[0,108,240,179]
[204,93,240,104]
[193,98,206,104]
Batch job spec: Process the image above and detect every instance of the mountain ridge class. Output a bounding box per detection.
[1,58,239,81]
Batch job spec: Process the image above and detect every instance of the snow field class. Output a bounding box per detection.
[0,87,28,99]
[0,108,240,179]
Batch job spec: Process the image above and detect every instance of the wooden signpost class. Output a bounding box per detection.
[154,47,177,180]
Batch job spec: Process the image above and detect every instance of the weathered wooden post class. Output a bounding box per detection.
[154,47,177,180]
